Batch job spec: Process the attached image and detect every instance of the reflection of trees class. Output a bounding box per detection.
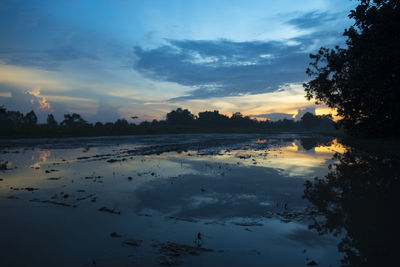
[303,147,400,266]
[300,137,334,150]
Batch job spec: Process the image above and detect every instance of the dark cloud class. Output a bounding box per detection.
[286,11,340,29]
[0,1,110,70]
[0,1,98,70]
[131,8,349,101]
[0,47,98,70]
[134,39,311,100]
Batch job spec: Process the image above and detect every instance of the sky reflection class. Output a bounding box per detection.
[0,134,344,266]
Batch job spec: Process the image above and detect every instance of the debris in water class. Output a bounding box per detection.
[232,221,263,227]
[45,169,59,173]
[30,198,76,208]
[166,216,198,223]
[0,161,8,170]
[123,238,143,247]
[110,232,122,238]
[76,194,93,201]
[307,260,318,266]
[84,175,102,179]
[98,206,120,214]
[26,187,38,191]
[194,232,203,247]
[137,213,152,217]
[154,241,223,266]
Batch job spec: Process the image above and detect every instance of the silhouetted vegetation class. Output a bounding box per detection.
[61,113,89,127]
[304,0,400,137]
[46,114,57,127]
[166,108,195,126]
[304,142,400,266]
[0,106,337,138]
[300,136,334,150]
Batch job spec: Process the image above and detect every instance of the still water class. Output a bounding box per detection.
[0,134,397,266]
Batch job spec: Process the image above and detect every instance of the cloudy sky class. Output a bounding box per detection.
[0,0,356,123]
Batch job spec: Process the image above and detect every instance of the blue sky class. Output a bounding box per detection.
[0,0,356,122]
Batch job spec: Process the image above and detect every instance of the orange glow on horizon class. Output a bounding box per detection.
[315,107,342,121]
[250,117,269,122]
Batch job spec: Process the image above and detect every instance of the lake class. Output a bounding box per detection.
[0,134,398,266]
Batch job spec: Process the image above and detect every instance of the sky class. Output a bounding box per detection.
[0,0,357,123]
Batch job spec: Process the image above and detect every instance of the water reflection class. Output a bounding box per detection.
[304,144,400,266]
[260,139,345,177]
[38,150,51,162]
[0,134,351,266]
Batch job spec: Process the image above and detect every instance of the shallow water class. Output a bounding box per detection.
[0,134,351,266]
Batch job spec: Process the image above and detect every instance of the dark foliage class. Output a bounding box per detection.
[114,119,129,128]
[166,108,195,126]
[197,110,230,128]
[303,144,400,266]
[301,112,321,129]
[24,111,38,125]
[0,107,336,138]
[303,0,400,136]
[61,113,88,127]
[301,112,334,129]
[300,137,333,150]
[46,114,58,126]
[0,106,24,126]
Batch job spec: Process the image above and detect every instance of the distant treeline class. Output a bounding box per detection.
[0,106,337,138]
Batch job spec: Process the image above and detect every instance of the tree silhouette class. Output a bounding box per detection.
[166,108,195,126]
[0,107,26,126]
[114,119,129,128]
[300,112,320,129]
[229,112,255,127]
[303,0,400,136]
[0,106,339,137]
[24,110,37,125]
[46,114,58,126]
[0,106,8,125]
[197,110,230,128]
[61,113,88,127]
